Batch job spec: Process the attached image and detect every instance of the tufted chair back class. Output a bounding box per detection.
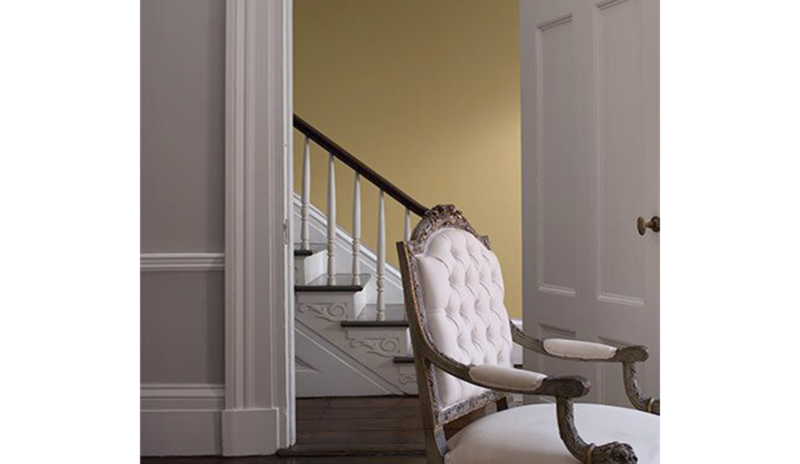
[399,205,514,417]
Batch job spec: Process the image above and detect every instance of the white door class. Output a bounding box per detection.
[520,0,659,406]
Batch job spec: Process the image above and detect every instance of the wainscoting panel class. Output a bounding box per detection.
[140,269,225,385]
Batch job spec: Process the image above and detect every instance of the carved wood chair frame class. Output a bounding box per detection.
[396,205,659,464]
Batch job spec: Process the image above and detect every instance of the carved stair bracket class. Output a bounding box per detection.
[297,302,348,322]
[350,337,402,358]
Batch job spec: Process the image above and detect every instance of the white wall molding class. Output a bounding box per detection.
[141,383,225,402]
[140,253,225,272]
[223,0,294,456]
[141,383,225,456]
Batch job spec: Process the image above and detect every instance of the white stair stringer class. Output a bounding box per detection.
[295,292,417,396]
[295,320,402,397]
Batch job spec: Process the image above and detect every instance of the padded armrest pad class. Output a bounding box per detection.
[543,339,617,360]
[469,364,547,392]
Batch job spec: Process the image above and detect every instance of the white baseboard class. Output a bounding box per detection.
[141,384,224,456]
[222,408,280,456]
[141,384,281,456]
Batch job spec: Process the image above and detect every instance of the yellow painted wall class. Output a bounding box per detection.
[294,0,522,317]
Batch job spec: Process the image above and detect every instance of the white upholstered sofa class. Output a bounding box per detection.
[396,205,659,464]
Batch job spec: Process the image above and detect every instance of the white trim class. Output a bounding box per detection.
[141,383,225,400]
[224,0,294,456]
[140,383,225,456]
[140,253,225,272]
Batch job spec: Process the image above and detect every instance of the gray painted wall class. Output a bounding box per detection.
[141,0,226,384]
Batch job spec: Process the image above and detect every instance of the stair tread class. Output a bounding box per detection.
[294,243,326,256]
[341,304,409,327]
[296,273,371,292]
[341,320,409,327]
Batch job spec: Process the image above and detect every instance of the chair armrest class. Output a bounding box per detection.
[469,364,547,391]
[469,364,591,398]
[510,321,649,363]
[543,339,617,360]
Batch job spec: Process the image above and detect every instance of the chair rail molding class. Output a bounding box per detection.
[224,0,294,456]
[140,253,225,272]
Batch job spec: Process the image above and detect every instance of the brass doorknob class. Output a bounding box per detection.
[637,216,660,236]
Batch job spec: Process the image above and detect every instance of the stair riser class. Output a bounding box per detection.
[294,251,326,286]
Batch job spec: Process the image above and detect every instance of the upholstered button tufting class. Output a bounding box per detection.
[414,228,513,409]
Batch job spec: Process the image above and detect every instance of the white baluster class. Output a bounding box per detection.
[351,173,361,286]
[404,208,411,242]
[301,136,311,250]
[376,190,386,321]
[326,153,336,285]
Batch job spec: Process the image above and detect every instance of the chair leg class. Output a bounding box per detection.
[423,426,447,464]
[555,397,638,464]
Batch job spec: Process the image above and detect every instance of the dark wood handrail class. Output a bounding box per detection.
[293,114,428,217]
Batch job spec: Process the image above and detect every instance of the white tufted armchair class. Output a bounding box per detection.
[396,205,659,464]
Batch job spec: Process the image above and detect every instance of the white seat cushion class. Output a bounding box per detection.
[446,404,660,464]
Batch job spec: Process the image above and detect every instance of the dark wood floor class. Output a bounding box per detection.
[142,396,492,463]
[142,457,425,464]
[285,396,425,456]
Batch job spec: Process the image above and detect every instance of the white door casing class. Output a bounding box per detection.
[139,0,294,457]
[521,0,659,406]
[224,0,295,455]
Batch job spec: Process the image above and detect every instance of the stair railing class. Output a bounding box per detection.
[294,115,428,321]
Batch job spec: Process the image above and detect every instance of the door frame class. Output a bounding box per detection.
[224,0,295,455]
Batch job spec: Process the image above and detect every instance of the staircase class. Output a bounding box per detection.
[292,115,519,397]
